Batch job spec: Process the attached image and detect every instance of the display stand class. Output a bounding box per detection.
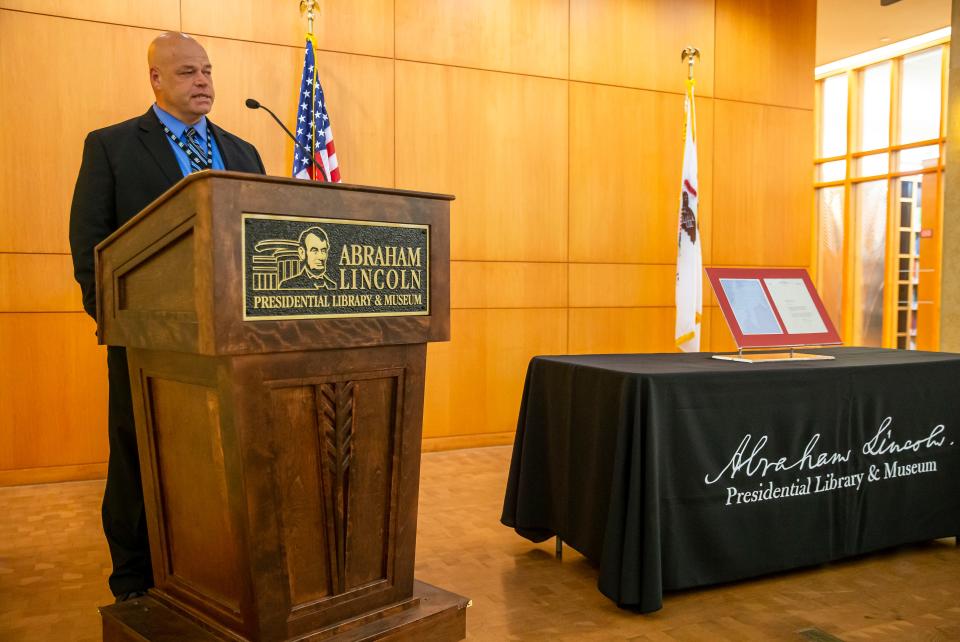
[706,267,842,364]
[712,347,836,363]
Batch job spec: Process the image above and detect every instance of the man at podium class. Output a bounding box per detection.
[68,31,265,602]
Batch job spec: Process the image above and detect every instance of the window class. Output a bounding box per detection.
[815,43,947,349]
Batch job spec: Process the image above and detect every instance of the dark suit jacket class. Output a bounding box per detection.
[69,107,266,319]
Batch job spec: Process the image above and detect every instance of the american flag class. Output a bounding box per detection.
[293,35,340,182]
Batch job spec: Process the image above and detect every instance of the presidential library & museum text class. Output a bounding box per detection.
[725,459,938,506]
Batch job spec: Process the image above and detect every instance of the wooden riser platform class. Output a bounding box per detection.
[101,581,467,642]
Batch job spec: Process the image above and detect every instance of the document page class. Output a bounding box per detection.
[719,278,782,335]
[764,278,827,334]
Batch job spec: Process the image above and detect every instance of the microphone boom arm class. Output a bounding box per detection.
[245,98,328,182]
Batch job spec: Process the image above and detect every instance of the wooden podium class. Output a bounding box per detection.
[95,172,468,641]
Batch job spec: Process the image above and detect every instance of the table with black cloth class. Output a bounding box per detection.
[500,347,960,613]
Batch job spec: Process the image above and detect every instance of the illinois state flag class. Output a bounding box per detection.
[675,79,702,352]
[292,35,341,182]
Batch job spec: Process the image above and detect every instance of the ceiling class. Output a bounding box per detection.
[817,0,951,65]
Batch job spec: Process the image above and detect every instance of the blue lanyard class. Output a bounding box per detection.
[161,124,213,169]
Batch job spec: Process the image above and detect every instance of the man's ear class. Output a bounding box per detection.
[298,247,306,261]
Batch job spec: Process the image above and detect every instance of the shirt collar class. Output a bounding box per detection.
[152,103,208,141]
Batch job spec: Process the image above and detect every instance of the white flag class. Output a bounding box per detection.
[675,80,702,352]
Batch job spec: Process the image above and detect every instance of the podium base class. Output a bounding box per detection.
[101,580,469,642]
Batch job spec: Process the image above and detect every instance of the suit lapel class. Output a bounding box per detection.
[208,120,240,171]
[137,108,182,185]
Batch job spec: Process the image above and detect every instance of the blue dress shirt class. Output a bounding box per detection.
[152,104,225,177]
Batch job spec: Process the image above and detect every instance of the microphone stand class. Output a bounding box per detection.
[245,98,329,182]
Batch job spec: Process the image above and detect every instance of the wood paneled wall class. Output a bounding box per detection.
[0,0,815,483]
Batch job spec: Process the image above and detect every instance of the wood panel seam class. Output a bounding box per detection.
[713,96,814,112]
[0,9,396,64]
[0,310,88,315]
[0,251,72,256]
[444,305,723,311]
[395,57,570,84]
[449,260,813,267]
[0,7,169,33]
[0,462,106,472]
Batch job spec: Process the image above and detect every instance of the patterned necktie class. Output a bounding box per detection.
[183,127,210,172]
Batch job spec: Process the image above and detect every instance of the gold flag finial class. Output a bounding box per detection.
[681,46,700,81]
[300,0,320,36]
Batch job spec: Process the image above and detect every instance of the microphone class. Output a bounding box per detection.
[245,97,328,181]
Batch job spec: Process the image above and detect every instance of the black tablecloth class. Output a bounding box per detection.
[501,348,960,612]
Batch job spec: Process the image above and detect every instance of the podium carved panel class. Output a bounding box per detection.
[272,372,402,613]
[127,344,428,640]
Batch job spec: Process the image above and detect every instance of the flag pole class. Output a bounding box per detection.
[681,46,700,81]
[300,0,319,37]
[681,46,699,142]
[299,0,321,178]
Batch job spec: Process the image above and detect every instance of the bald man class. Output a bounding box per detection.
[69,32,265,601]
